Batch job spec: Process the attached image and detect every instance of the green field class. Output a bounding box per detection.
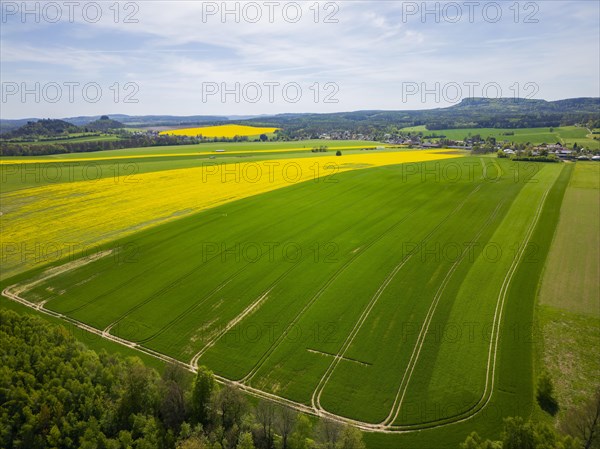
[539,163,600,316]
[28,134,121,144]
[403,125,600,150]
[1,139,380,160]
[1,149,570,447]
[536,161,600,426]
[538,306,600,413]
[0,140,386,192]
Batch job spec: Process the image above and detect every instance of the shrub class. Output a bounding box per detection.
[536,371,559,415]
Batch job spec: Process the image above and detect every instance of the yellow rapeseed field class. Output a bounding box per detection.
[159,124,279,138]
[0,150,460,279]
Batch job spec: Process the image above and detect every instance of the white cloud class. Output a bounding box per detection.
[0,0,598,118]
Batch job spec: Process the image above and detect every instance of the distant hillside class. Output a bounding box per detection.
[84,116,125,131]
[451,97,599,112]
[2,97,598,136]
[63,114,231,127]
[0,115,233,134]
[0,118,39,134]
[242,98,600,135]
[2,119,80,138]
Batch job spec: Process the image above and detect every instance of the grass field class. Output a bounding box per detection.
[536,161,600,427]
[538,306,600,414]
[403,125,600,150]
[31,134,121,144]
[1,148,569,446]
[539,162,600,316]
[159,124,279,138]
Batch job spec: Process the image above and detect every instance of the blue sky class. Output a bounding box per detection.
[1,1,599,118]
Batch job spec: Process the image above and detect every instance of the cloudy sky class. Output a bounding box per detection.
[1,1,599,118]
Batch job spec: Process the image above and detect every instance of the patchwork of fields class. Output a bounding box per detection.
[1,150,568,438]
[0,149,456,279]
[403,125,600,150]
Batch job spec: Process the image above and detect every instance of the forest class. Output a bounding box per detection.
[0,310,367,449]
[2,307,597,449]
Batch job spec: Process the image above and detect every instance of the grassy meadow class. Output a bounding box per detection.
[536,161,600,428]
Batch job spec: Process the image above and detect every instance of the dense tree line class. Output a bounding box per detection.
[460,417,579,449]
[1,117,125,138]
[460,385,599,449]
[0,310,365,449]
[508,155,560,163]
[460,410,599,449]
[1,135,188,156]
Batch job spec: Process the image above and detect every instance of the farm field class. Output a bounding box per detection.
[403,125,600,150]
[539,162,600,316]
[0,141,392,193]
[0,140,390,194]
[2,0,597,446]
[159,124,279,138]
[536,161,600,425]
[0,148,458,279]
[538,307,600,417]
[26,134,121,144]
[0,139,382,161]
[1,154,569,446]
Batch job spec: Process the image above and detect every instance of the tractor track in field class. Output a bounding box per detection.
[101,252,248,339]
[61,255,182,315]
[310,183,483,414]
[44,214,228,314]
[79,187,352,328]
[1,167,555,433]
[104,178,407,342]
[187,185,429,370]
[386,183,551,430]
[123,261,251,343]
[125,246,304,345]
[382,201,504,426]
[190,262,300,368]
[2,280,396,433]
[237,206,420,385]
[61,239,236,317]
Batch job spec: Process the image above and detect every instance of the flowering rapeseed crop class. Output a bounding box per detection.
[0,150,460,278]
[159,124,279,138]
